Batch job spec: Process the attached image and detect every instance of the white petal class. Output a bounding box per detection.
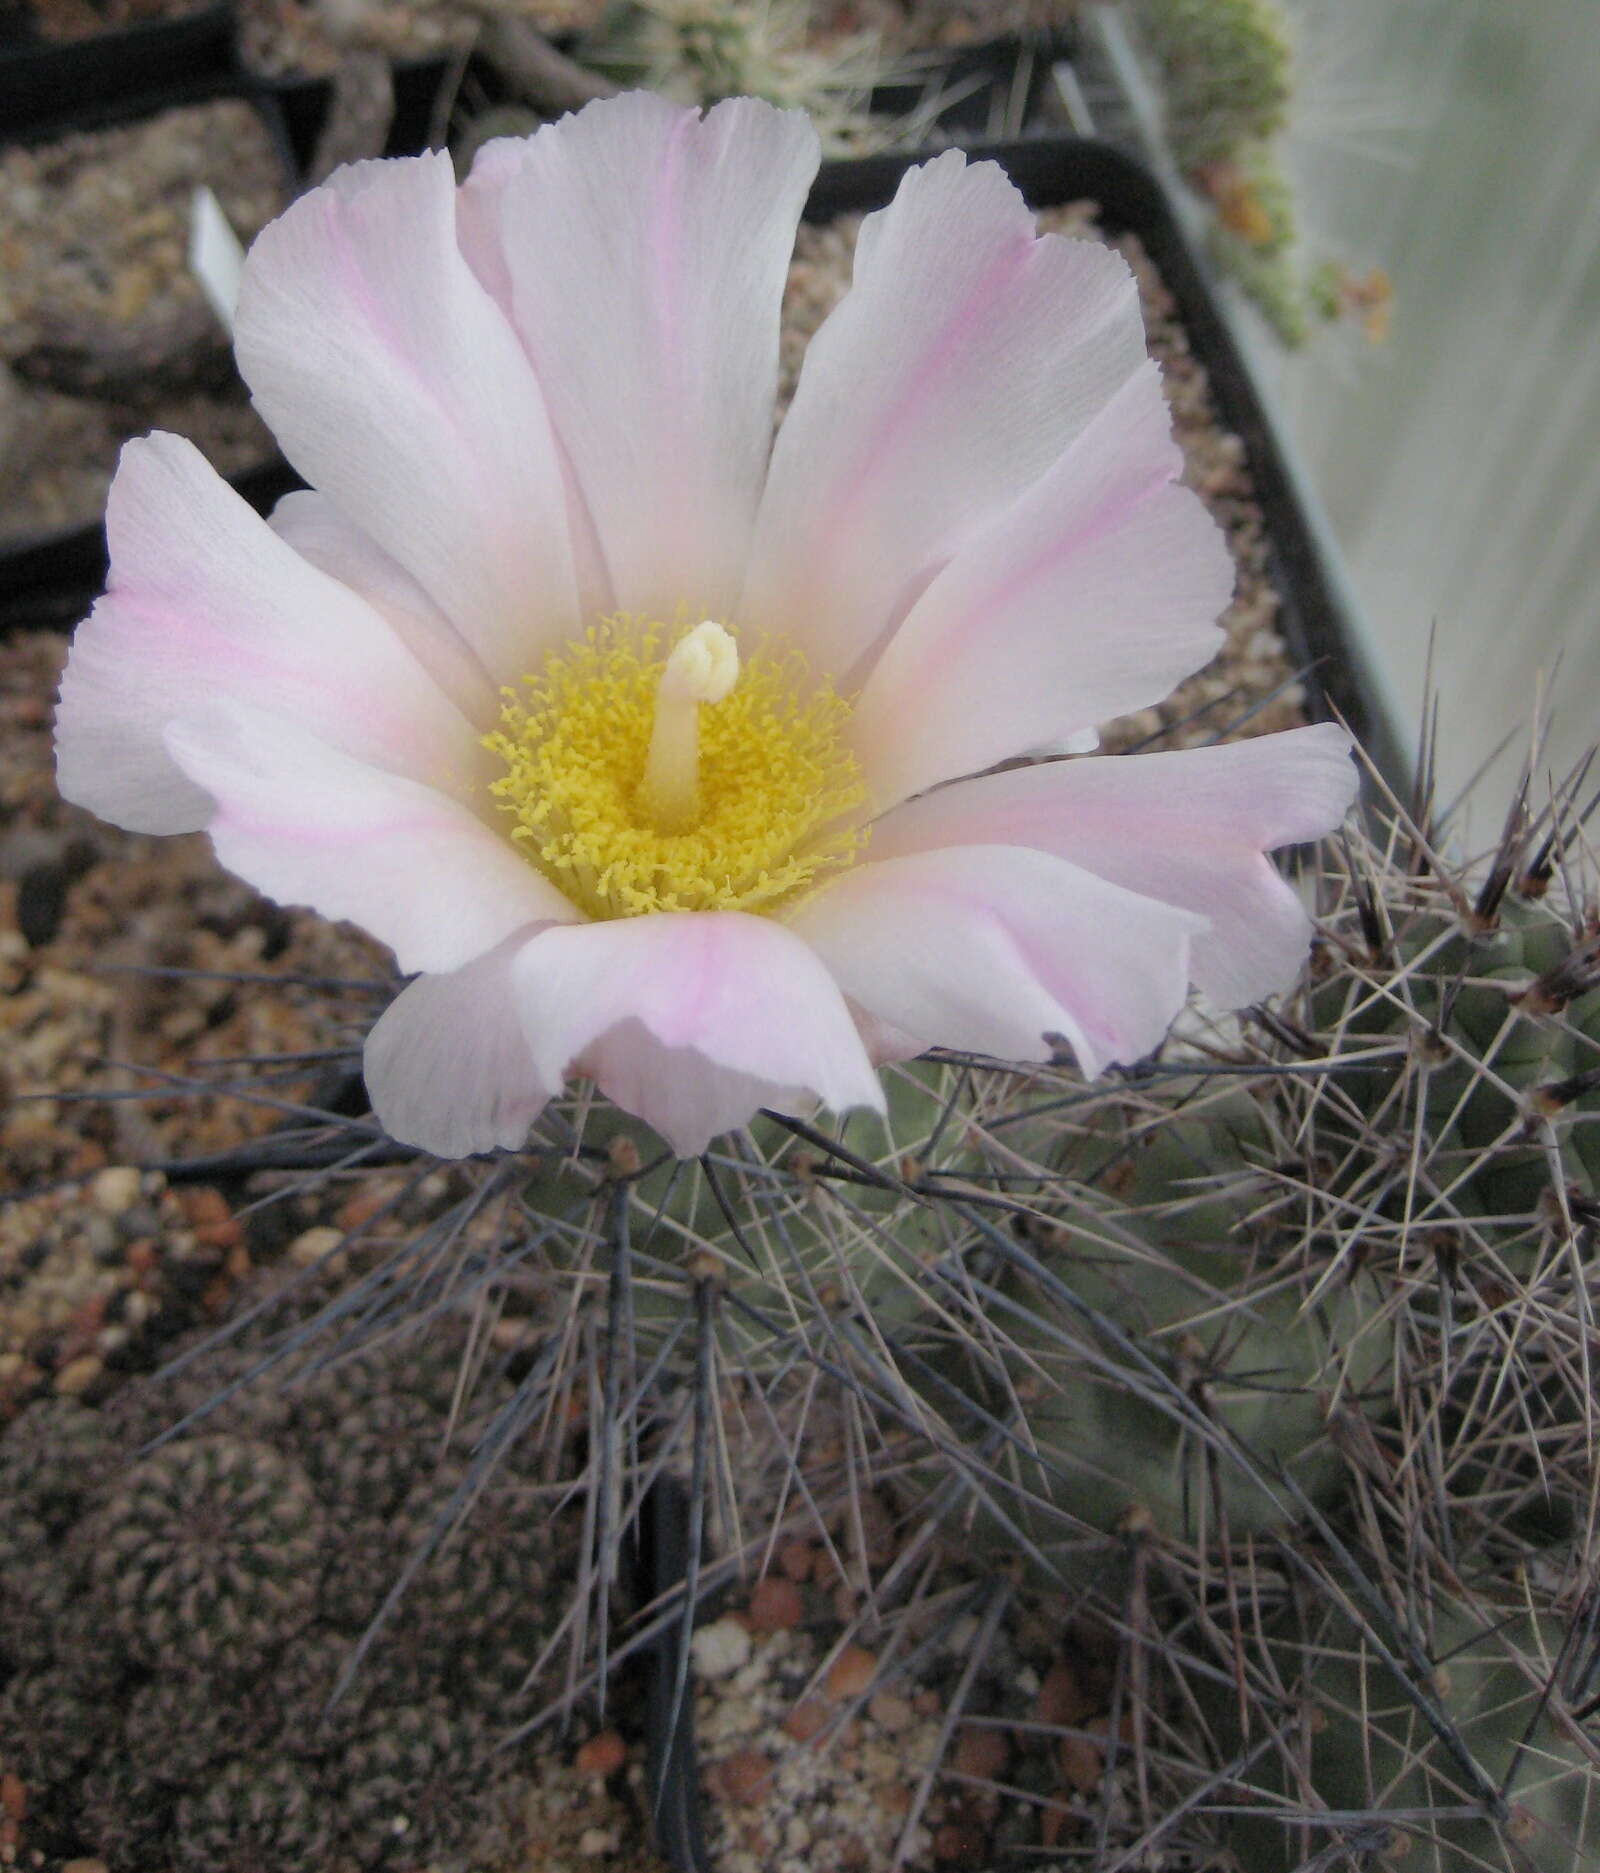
[509,912,883,1156]
[234,152,580,682]
[55,434,481,835]
[365,933,557,1156]
[867,726,1357,1007]
[164,702,578,975]
[744,150,1148,682]
[269,490,497,725]
[848,364,1232,807]
[492,93,820,620]
[787,845,1203,1077]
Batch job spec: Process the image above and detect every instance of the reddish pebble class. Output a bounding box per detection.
[747,1574,803,1632]
[1040,1805,1076,1849]
[125,1239,158,1278]
[854,1491,896,1566]
[708,1748,773,1804]
[778,1540,814,1582]
[876,1780,912,1819]
[67,1295,105,1338]
[179,1186,242,1250]
[199,1276,233,1319]
[1035,1660,1093,1729]
[1058,1732,1103,1795]
[952,1723,1009,1781]
[575,1730,626,1777]
[0,1772,24,1820]
[335,1186,387,1231]
[783,1696,829,1744]
[932,1820,988,1864]
[824,1644,876,1701]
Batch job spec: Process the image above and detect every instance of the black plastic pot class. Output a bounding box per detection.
[641,1479,712,1873]
[0,70,302,633]
[269,51,458,177]
[0,1,234,126]
[870,30,1070,141]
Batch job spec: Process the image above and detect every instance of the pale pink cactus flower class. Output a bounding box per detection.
[54,93,1356,1158]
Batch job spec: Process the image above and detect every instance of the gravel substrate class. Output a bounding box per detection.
[0,99,288,545]
[3,0,213,38]
[691,1520,1133,1870]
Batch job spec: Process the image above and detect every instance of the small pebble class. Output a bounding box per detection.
[53,1353,101,1396]
[824,1644,876,1702]
[89,1166,140,1215]
[575,1730,625,1777]
[708,1747,773,1805]
[932,1819,988,1864]
[1058,1732,1103,1795]
[287,1224,344,1268]
[782,1696,829,1743]
[1035,1659,1094,1728]
[777,1539,813,1581]
[577,1827,618,1856]
[952,1723,1009,1780]
[747,1574,803,1633]
[867,1690,913,1733]
[690,1616,751,1680]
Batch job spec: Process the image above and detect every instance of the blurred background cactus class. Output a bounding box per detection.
[0,1317,559,1870]
[1120,0,1392,348]
[1130,0,1292,166]
[577,0,892,152]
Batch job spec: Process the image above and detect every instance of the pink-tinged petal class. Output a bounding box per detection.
[270,491,497,725]
[163,702,579,976]
[848,364,1232,807]
[787,846,1203,1078]
[234,151,579,682]
[743,150,1148,682]
[55,434,481,835]
[508,912,883,1156]
[455,137,522,316]
[365,933,557,1157]
[459,138,617,627]
[491,93,820,620]
[580,1023,815,1159]
[867,725,1357,1008]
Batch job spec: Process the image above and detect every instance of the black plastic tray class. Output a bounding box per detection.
[0,1,234,126]
[871,30,1069,140]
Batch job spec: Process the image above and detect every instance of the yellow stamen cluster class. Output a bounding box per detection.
[482,616,867,922]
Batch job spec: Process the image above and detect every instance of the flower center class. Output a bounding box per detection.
[482,615,867,921]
